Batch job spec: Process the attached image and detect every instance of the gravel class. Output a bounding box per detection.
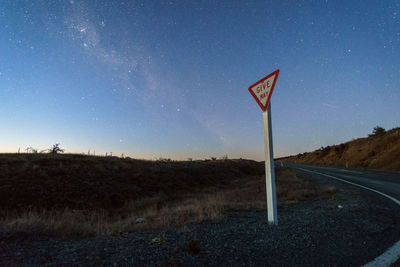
[1,173,400,266]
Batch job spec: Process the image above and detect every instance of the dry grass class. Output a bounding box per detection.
[0,166,325,238]
[0,197,226,238]
[280,127,400,171]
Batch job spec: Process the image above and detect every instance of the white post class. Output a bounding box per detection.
[263,104,278,225]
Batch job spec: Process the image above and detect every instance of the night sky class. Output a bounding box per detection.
[1,1,399,160]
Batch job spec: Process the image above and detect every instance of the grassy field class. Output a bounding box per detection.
[279,127,400,171]
[0,154,333,237]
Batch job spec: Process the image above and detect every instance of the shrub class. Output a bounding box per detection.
[25,147,38,153]
[371,126,386,136]
[49,143,64,154]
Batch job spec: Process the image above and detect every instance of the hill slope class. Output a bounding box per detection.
[279,127,400,171]
[0,155,263,212]
[0,154,325,236]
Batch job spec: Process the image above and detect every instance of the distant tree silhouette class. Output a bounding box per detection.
[49,143,64,154]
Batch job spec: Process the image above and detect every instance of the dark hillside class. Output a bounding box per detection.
[0,154,263,212]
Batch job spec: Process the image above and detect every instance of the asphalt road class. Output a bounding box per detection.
[281,162,400,204]
[281,162,400,266]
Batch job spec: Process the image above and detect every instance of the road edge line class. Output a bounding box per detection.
[295,167,400,267]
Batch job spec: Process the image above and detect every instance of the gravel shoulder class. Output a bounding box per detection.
[1,172,400,266]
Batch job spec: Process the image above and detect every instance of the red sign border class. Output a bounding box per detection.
[248,69,280,112]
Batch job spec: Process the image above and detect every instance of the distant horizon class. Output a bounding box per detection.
[1,124,397,161]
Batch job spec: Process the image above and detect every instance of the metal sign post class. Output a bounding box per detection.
[263,104,278,225]
[248,69,280,225]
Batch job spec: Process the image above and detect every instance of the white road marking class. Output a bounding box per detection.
[309,165,365,174]
[338,169,364,174]
[296,167,400,206]
[294,167,400,267]
[339,174,400,189]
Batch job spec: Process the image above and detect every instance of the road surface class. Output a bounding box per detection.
[281,162,400,202]
[281,162,400,266]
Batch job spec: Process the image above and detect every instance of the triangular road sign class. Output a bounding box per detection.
[248,69,280,112]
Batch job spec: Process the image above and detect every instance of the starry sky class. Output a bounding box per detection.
[1,1,399,160]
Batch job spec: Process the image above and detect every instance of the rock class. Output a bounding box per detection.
[135,218,145,224]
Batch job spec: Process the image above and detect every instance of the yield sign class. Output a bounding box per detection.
[248,69,280,112]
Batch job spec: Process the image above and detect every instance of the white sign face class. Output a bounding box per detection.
[248,69,280,112]
[250,75,275,107]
